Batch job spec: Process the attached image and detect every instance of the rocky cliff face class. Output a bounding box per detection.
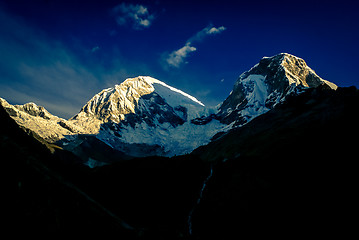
[73,77,156,124]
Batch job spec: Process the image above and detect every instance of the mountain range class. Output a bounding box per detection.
[2,53,356,238]
[0,53,337,166]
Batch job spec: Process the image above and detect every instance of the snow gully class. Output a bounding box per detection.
[188,165,214,236]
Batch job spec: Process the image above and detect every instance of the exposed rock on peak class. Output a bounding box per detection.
[15,102,53,120]
[0,97,84,142]
[74,77,155,123]
[263,53,337,89]
[70,76,208,134]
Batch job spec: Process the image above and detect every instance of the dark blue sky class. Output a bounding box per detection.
[0,0,358,118]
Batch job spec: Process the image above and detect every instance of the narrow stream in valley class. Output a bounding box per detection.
[188,165,214,236]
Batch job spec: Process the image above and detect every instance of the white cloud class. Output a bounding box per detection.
[207,26,226,35]
[165,25,226,68]
[112,3,155,30]
[166,44,197,68]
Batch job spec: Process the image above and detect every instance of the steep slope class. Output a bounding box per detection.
[73,76,205,123]
[218,53,337,126]
[70,76,208,131]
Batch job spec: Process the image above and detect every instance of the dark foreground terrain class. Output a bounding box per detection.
[2,86,358,238]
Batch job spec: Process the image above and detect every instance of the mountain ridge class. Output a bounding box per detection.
[0,53,338,162]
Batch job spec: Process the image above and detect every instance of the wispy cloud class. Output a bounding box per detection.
[112,3,155,30]
[0,8,102,118]
[165,25,226,68]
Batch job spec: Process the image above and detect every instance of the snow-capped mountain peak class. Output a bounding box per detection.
[64,76,220,158]
[72,76,205,125]
[218,53,337,126]
[74,77,153,123]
